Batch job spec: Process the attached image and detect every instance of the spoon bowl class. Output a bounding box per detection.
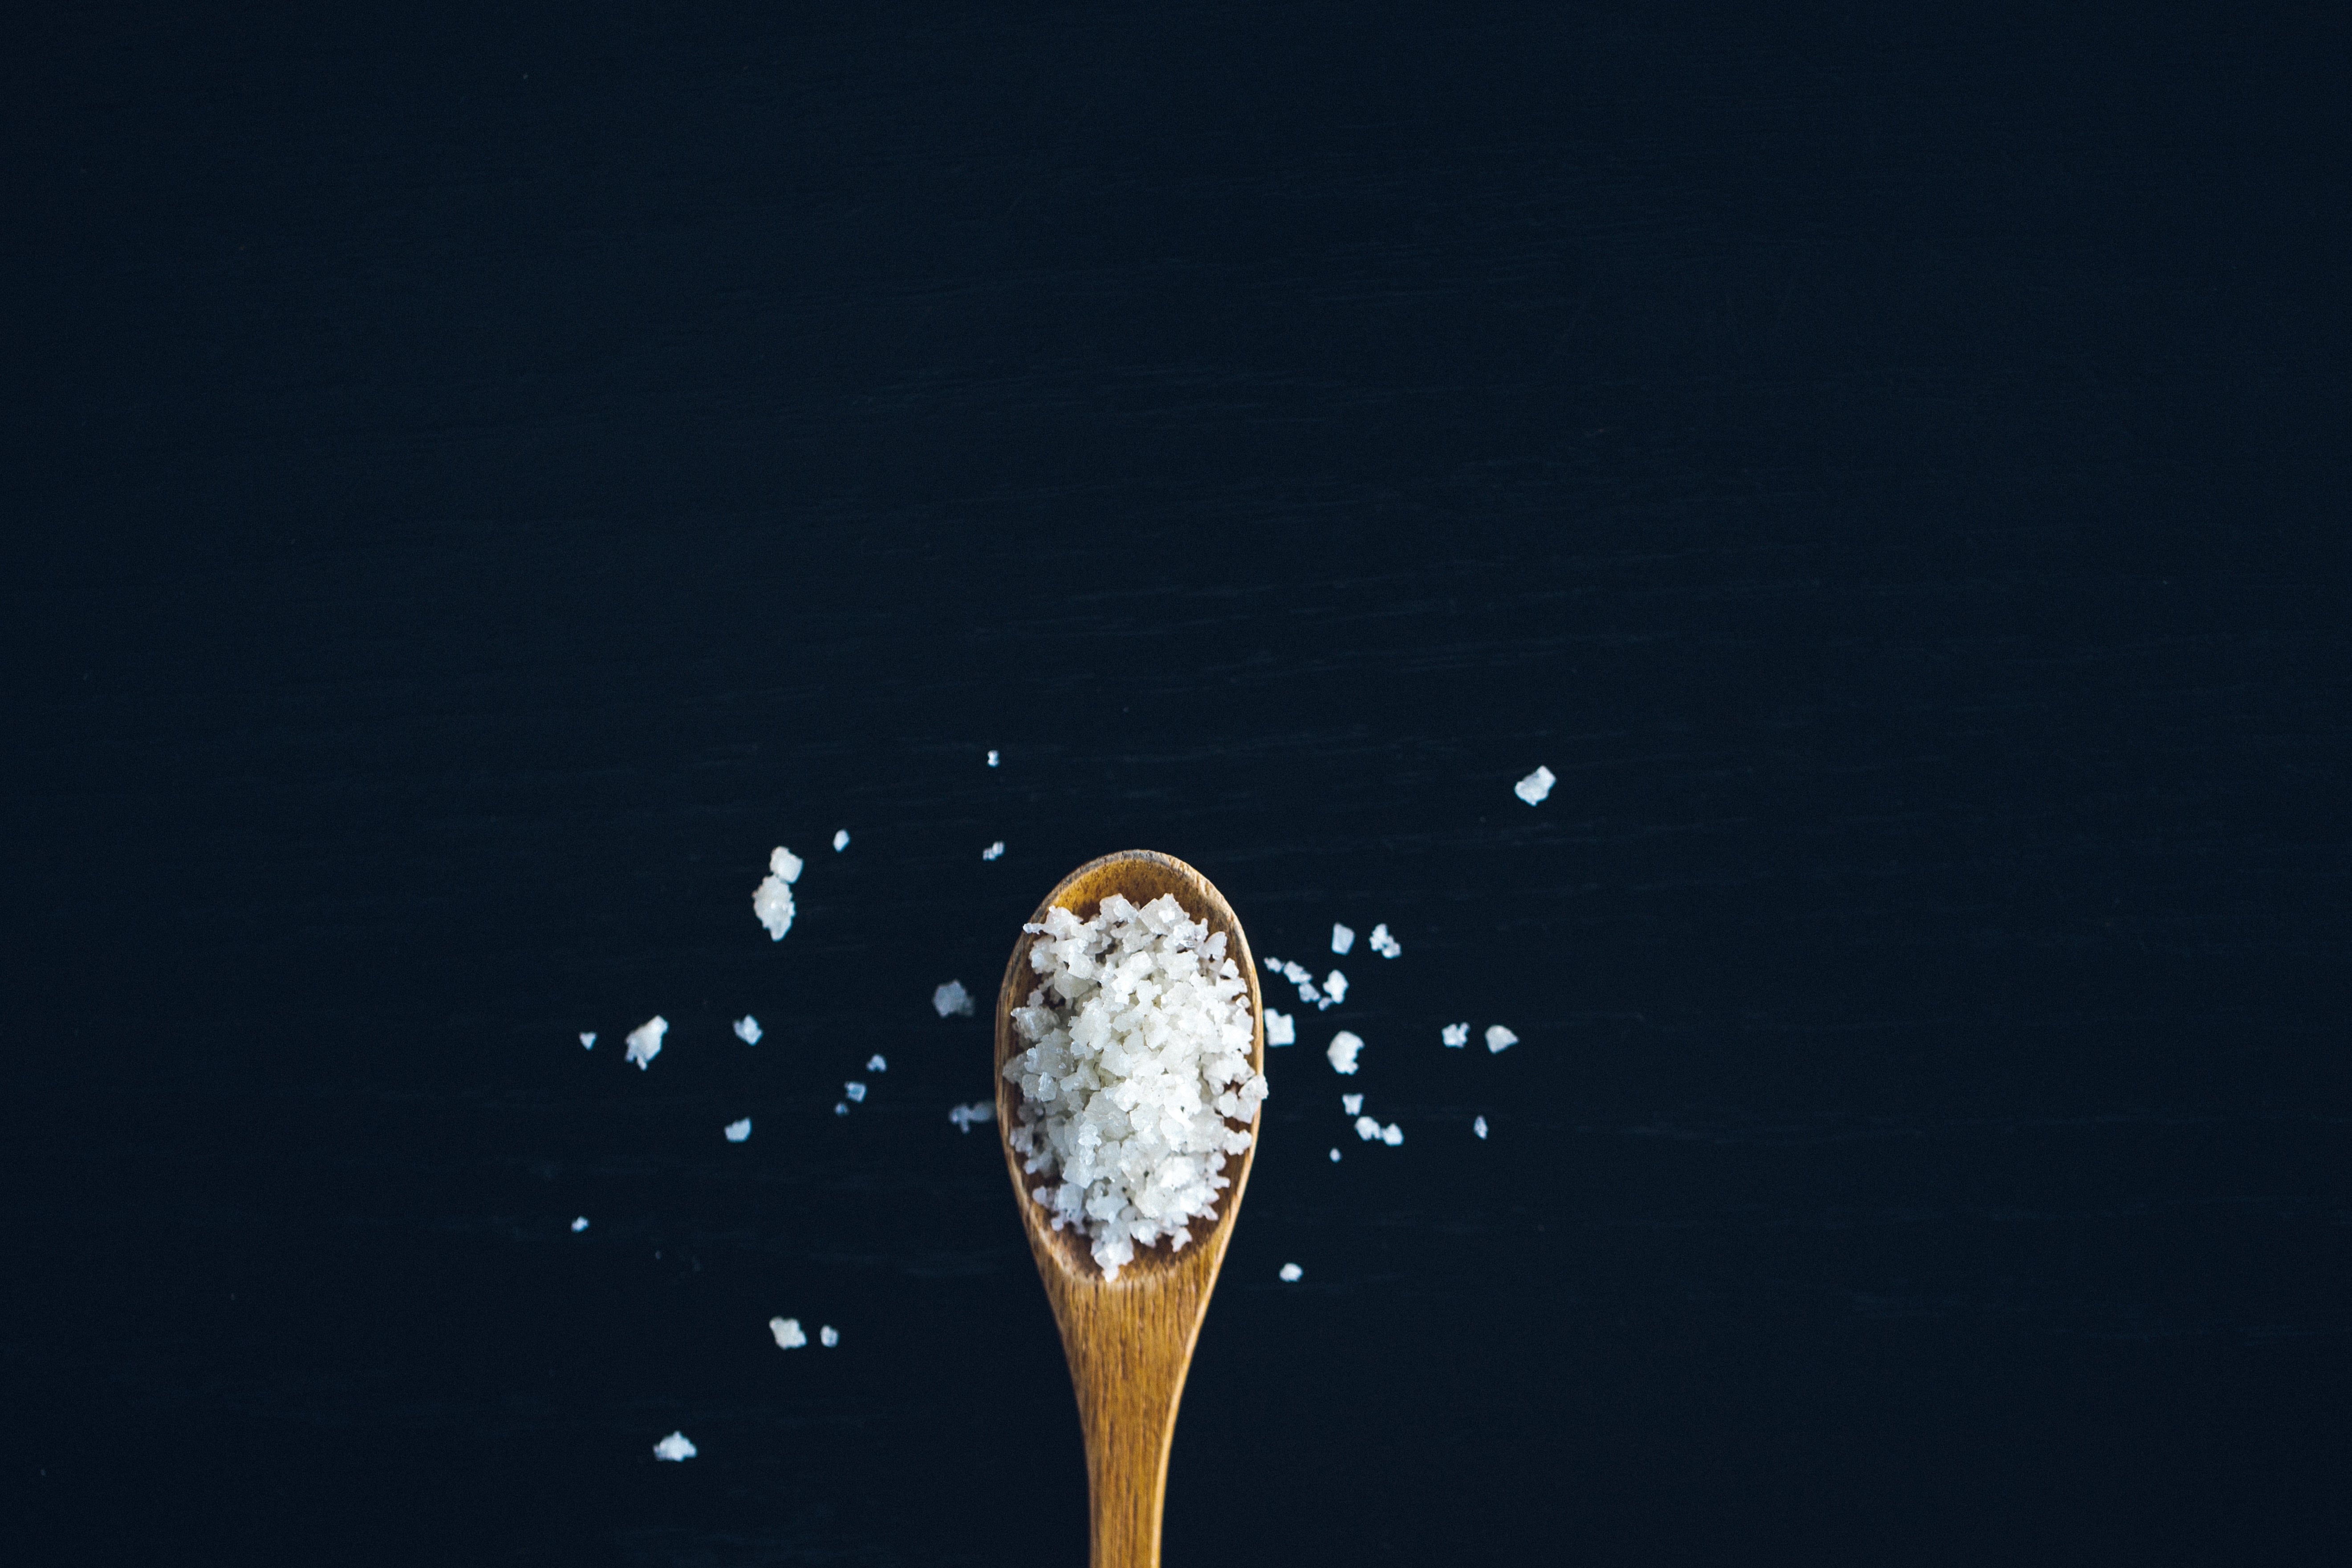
[993,849,1266,1568]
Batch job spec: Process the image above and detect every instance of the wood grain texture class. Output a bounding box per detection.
[994,849,1266,1568]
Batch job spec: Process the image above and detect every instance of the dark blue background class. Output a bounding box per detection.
[8,4,2347,1564]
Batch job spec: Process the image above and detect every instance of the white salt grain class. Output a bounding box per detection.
[1341,1094,1363,1115]
[1330,922,1355,955]
[987,749,999,767]
[579,1032,596,1049]
[1004,893,1268,1280]
[753,846,803,939]
[1320,970,1348,1008]
[833,829,850,851]
[770,1316,807,1349]
[1369,923,1401,959]
[1264,1010,1295,1046]
[653,1432,697,1462]
[1474,1115,1489,1139]
[982,841,1006,861]
[625,1016,668,1070]
[948,1101,995,1133]
[833,1102,848,1116]
[819,1325,839,1348]
[1329,1147,1341,1161]
[1485,1025,1519,1053]
[572,1216,589,1232]
[1514,765,1556,806]
[1354,1115,1381,1141]
[1381,1122,1403,1146]
[1326,1031,1363,1075]
[933,980,975,1018]
[724,1118,752,1142]
[1442,1022,1470,1048]
[734,1015,762,1045]
[1263,955,1283,972]
[845,1081,867,1103]
[867,1054,888,1072]
[1279,1263,1304,1282]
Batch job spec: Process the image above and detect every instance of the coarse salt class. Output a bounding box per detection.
[625,1016,667,1070]
[652,1432,697,1462]
[734,1015,762,1044]
[1264,1010,1295,1046]
[948,1101,994,1133]
[1329,1147,1341,1161]
[1441,1022,1469,1048]
[1381,1122,1403,1146]
[1473,1115,1489,1139]
[933,980,975,1018]
[724,1118,752,1142]
[1353,1115,1381,1141]
[833,829,850,851]
[867,1054,888,1072]
[1320,971,1348,1009]
[987,750,999,767]
[769,1316,807,1349]
[1485,1025,1519,1053]
[1330,922,1355,955]
[1369,923,1401,959]
[1514,765,1556,806]
[571,1216,589,1232]
[1326,1031,1363,1075]
[1279,1263,1304,1282]
[753,846,803,939]
[1004,893,1267,1280]
[579,1032,596,1049]
[982,841,1006,861]
[819,1325,839,1348]
[845,1082,867,1103]
[1341,1094,1362,1115]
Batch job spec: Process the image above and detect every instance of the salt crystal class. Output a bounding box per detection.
[833,1102,848,1116]
[571,1216,589,1232]
[579,1032,596,1049]
[1329,1147,1341,1161]
[753,846,802,940]
[1280,960,1312,985]
[1264,1010,1295,1046]
[866,1054,887,1072]
[987,750,999,767]
[819,1325,839,1347]
[1330,922,1355,955]
[1369,923,1401,959]
[724,1118,752,1142]
[733,1015,762,1044]
[1514,765,1556,806]
[833,829,850,852]
[1263,955,1282,971]
[1441,1022,1469,1048]
[948,1101,995,1133]
[1321,970,1348,1007]
[933,980,975,1018]
[1473,1115,1489,1139]
[982,841,1005,861]
[845,1082,867,1103]
[1326,1031,1363,1075]
[769,1316,807,1349]
[1341,1094,1362,1115]
[1279,1263,1303,1282]
[652,1431,697,1462]
[1353,1115,1381,1141]
[625,1016,667,1070]
[1381,1122,1403,1146]
[1485,1024,1519,1053]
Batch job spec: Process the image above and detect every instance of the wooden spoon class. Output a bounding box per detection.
[992,849,1267,1568]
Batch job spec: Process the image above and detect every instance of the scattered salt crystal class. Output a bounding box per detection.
[987,750,999,767]
[845,1082,867,1103]
[833,1102,848,1116]
[625,1016,668,1070]
[579,1032,596,1049]
[1485,1025,1519,1053]
[1369,923,1401,959]
[1279,1263,1304,1282]
[734,1015,762,1044]
[1264,1010,1295,1046]
[1441,1022,1470,1048]
[1280,960,1311,985]
[769,1316,807,1349]
[1514,765,1556,806]
[1354,1115,1381,1141]
[948,1101,995,1133]
[1381,1122,1403,1146]
[982,841,1005,861]
[867,1054,888,1072]
[933,980,975,1017]
[819,1325,839,1347]
[1329,1147,1341,1161]
[1341,1094,1362,1115]
[833,829,850,851]
[1473,1115,1489,1139]
[724,1118,752,1142]
[753,846,803,939]
[1330,922,1355,955]
[1004,893,1269,1280]
[1263,955,1282,971]
[572,1216,589,1232]
[1326,1031,1363,1075]
[1320,970,1348,1008]
[652,1432,697,1462]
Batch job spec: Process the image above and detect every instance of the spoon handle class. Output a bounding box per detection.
[1058,1275,1212,1568]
